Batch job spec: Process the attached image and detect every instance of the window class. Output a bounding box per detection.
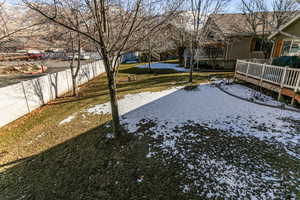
[204,46,225,58]
[281,40,300,56]
[253,38,263,51]
[281,40,292,56]
[290,40,300,56]
[251,38,262,51]
[251,38,272,53]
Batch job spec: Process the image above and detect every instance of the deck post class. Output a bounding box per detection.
[291,72,300,105]
[278,67,288,101]
[234,60,239,79]
[246,62,250,78]
[259,64,266,87]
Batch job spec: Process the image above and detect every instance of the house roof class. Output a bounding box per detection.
[207,12,276,36]
[268,13,300,40]
[169,11,208,33]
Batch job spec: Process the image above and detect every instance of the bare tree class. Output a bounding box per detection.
[139,26,173,72]
[185,0,230,83]
[271,0,298,29]
[67,31,82,96]
[64,11,84,97]
[0,2,43,46]
[239,0,271,58]
[23,0,182,137]
[167,14,192,65]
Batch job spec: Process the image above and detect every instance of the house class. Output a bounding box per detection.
[121,51,140,63]
[268,14,300,58]
[234,13,300,105]
[184,12,290,69]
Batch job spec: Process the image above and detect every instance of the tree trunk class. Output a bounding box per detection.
[148,39,152,73]
[189,49,194,83]
[72,76,77,96]
[189,65,194,83]
[148,53,152,73]
[74,34,81,96]
[107,74,122,136]
[70,31,81,97]
[178,47,184,65]
[102,55,122,137]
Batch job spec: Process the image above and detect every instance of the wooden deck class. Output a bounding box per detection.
[235,60,300,104]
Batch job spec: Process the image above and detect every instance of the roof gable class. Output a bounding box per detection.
[268,13,300,39]
[208,12,295,37]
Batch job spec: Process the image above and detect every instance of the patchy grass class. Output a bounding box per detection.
[0,61,235,199]
[0,62,232,164]
[3,61,300,198]
[1,119,299,199]
[171,122,300,198]
[0,64,299,199]
[0,123,188,199]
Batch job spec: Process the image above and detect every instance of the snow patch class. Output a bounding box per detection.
[136,62,189,72]
[80,83,298,197]
[105,133,115,139]
[221,84,284,107]
[85,87,182,116]
[59,113,77,125]
[119,85,299,157]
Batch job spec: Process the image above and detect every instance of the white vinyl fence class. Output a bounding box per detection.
[236,59,300,91]
[0,60,105,127]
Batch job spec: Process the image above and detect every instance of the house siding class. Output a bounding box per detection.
[227,37,265,60]
[270,17,300,57]
[274,20,300,40]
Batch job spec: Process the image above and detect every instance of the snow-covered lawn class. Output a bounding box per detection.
[67,83,300,198]
[85,84,299,152]
[221,83,283,106]
[136,62,189,72]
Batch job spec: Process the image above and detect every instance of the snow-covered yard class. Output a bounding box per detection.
[136,62,189,72]
[221,83,283,106]
[63,83,300,199]
[84,84,299,152]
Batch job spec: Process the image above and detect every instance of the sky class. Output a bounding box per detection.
[227,0,272,13]
[4,0,294,13]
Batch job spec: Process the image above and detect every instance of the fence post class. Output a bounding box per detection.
[65,70,70,91]
[21,81,31,113]
[278,67,288,101]
[291,72,300,105]
[47,74,54,100]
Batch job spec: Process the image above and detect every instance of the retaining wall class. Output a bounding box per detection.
[0,60,106,128]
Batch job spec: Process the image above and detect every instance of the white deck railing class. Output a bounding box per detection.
[236,59,300,92]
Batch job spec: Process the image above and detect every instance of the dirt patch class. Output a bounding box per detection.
[0,63,46,75]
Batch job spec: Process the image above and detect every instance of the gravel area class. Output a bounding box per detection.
[0,60,94,88]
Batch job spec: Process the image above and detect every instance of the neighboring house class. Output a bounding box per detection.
[268,14,300,58]
[173,11,208,32]
[121,51,140,63]
[184,12,291,69]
